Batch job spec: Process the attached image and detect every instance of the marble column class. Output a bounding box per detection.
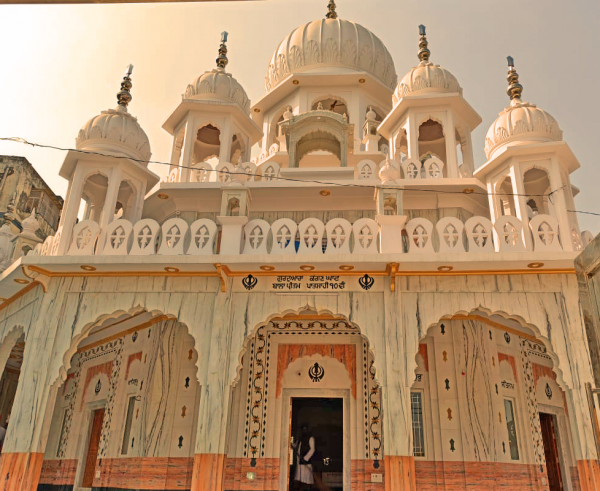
[191,277,234,491]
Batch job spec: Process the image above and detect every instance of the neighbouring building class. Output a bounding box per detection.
[0,2,599,491]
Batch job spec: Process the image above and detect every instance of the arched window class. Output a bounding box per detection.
[230,134,245,164]
[523,168,552,216]
[297,130,341,167]
[193,124,221,165]
[496,176,515,217]
[312,96,349,120]
[418,119,447,176]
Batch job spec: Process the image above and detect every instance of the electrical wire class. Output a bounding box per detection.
[0,136,589,213]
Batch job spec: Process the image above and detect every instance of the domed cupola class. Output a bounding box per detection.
[484,57,562,160]
[184,32,251,114]
[265,0,397,93]
[76,65,152,164]
[393,25,462,104]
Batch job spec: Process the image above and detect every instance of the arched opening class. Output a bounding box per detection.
[418,119,447,176]
[227,197,240,217]
[311,96,349,120]
[114,180,136,221]
[297,130,342,168]
[411,313,576,491]
[226,307,382,491]
[523,168,553,217]
[395,129,408,163]
[0,331,25,452]
[37,311,200,491]
[81,172,109,222]
[193,124,221,165]
[455,128,465,166]
[230,134,245,164]
[496,175,516,217]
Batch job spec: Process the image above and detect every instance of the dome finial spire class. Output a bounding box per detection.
[506,56,523,101]
[216,31,229,69]
[418,25,430,64]
[326,0,338,19]
[117,64,133,110]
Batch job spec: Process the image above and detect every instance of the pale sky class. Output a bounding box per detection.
[1,0,599,232]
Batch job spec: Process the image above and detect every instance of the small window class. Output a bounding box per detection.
[56,408,69,457]
[504,399,520,460]
[411,391,425,457]
[121,396,137,455]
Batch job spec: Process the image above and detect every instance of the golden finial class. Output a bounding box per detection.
[326,0,338,19]
[216,31,229,69]
[117,64,134,109]
[418,25,430,64]
[506,56,523,101]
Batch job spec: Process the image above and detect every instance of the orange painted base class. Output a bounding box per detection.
[191,453,226,491]
[224,458,279,490]
[352,459,385,491]
[576,459,600,491]
[0,452,45,491]
[385,456,416,491]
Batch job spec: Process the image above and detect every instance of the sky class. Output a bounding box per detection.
[1,0,599,232]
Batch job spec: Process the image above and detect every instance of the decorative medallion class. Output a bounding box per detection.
[545,383,553,399]
[308,362,325,382]
[95,379,101,395]
[504,332,511,344]
[359,274,375,291]
[132,331,138,342]
[242,274,258,291]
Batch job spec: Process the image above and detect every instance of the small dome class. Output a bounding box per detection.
[76,105,151,163]
[184,68,250,114]
[265,18,397,93]
[484,99,562,159]
[394,62,461,104]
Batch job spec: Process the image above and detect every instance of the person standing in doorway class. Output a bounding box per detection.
[292,423,315,490]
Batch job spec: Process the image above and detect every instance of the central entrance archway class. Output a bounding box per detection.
[225,308,382,491]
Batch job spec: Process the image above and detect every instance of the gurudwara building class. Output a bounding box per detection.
[1,2,599,491]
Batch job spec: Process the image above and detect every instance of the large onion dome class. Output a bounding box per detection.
[76,66,151,163]
[484,57,562,160]
[265,1,397,93]
[393,25,462,105]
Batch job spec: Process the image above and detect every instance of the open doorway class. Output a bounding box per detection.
[539,412,565,491]
[81,407,105,488]
[289,397,343,491]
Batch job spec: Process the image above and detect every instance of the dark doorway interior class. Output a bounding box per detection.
[290,397,343,491]
[539,412,564,491]
[82,408,105,488]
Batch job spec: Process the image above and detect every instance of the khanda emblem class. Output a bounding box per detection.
[308,362,325,382]
[359,274,375,291]
[242,274,258,291]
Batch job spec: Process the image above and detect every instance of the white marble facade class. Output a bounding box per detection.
[0,3,598,491]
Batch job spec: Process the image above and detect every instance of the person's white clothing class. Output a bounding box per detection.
[0,426,6,444]
[293,436,315,484]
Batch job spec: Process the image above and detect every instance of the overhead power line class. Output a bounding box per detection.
[0,136,596,218]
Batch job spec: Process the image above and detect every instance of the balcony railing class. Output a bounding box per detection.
[30,213,567,258]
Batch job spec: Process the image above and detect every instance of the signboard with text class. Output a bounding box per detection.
[233,274,383,293]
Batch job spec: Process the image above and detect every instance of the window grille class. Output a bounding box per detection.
[504,399,520,460]
[121,396,137,455]
[411,391,425,457]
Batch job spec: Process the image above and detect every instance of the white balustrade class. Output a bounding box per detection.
[271,219,298,255]
[243,219,270,255]
[187,219,218,255]
[102,219,133,255]
[494,215,527,252]
[325,219,352,255]
[423,157,444,179]
[352,219,379,254]
[30,213,570,259]
[158,218,189,255]
[465,216,495,252]
[67,220,100,256]
[405,218,434,253]
[436,217,465,253]
[401,158,421,179]
[357,160,377,180]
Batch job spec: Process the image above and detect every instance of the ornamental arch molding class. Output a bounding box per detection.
[49,305,201,392]
[409,302,573,392]
[0,325,25,376]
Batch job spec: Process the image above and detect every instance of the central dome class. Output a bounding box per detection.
[265,18,397,93]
